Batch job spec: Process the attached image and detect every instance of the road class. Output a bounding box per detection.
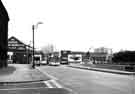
[38,65,135,94]
[0,81,72,94]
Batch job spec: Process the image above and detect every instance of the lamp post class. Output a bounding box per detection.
[32,22,43,68]
[88,47,93,64]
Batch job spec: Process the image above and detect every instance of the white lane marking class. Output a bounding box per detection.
[43,81,53,88]
[0,87,45,91]
[37,68,58,80]
[43,80,63,88]
[48,80,77,94]
[50,80,63,88]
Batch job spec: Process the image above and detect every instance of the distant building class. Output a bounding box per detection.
[59,49,113,64]
[8,36,43,64]
[94,47,108,53]
[8,36,32,64]
[90,47,113,64]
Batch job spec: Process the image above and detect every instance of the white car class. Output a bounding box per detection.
[49,62,60,66]
[8,60,13,64]
[40,60,47,65]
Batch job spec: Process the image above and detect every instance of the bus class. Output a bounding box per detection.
[34,54,42,66]
[60,50,71,64]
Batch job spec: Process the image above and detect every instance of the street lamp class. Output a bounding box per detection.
[87,47,93,63]
[32,22,43,68]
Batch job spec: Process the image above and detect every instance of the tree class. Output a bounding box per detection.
[112,51,135,65]
[41,44,54,54]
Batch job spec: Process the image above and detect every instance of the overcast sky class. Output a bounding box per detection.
[3,0,135,52]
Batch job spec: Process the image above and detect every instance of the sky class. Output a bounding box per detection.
[2,0,135,52]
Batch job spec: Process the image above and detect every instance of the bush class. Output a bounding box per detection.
[125,65,135,72]
[112,51,135,65]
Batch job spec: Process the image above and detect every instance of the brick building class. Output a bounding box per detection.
[0,0,9,68]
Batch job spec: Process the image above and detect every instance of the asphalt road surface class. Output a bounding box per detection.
[0,80,72,94]
[38,65,135,94]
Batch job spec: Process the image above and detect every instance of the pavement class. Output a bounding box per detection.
[0,64,50,84]
[68,63,135,75]
[0,64,73,94]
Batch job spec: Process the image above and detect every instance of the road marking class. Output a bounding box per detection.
[43,80,63,88]
[43,81,53,88]
[50,80,63,88]
[37,68,58,80]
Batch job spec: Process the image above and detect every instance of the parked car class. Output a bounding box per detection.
[35,61,41,66]
[49,62,60,66]
[40,60,47,65]
[8,59,13,64]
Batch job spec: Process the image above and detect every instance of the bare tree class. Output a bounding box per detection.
[41,44,54,54]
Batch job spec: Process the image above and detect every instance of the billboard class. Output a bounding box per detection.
[68,54,82,62]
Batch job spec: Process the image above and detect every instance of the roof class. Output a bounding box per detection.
[0,0,9,21]
[8,36,32,48]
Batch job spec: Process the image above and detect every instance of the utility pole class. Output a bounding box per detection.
[32,25,35,68]
[32,22,43,69]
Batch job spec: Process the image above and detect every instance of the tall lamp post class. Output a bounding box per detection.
[32,22,43,68]
[88,47,93,63]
